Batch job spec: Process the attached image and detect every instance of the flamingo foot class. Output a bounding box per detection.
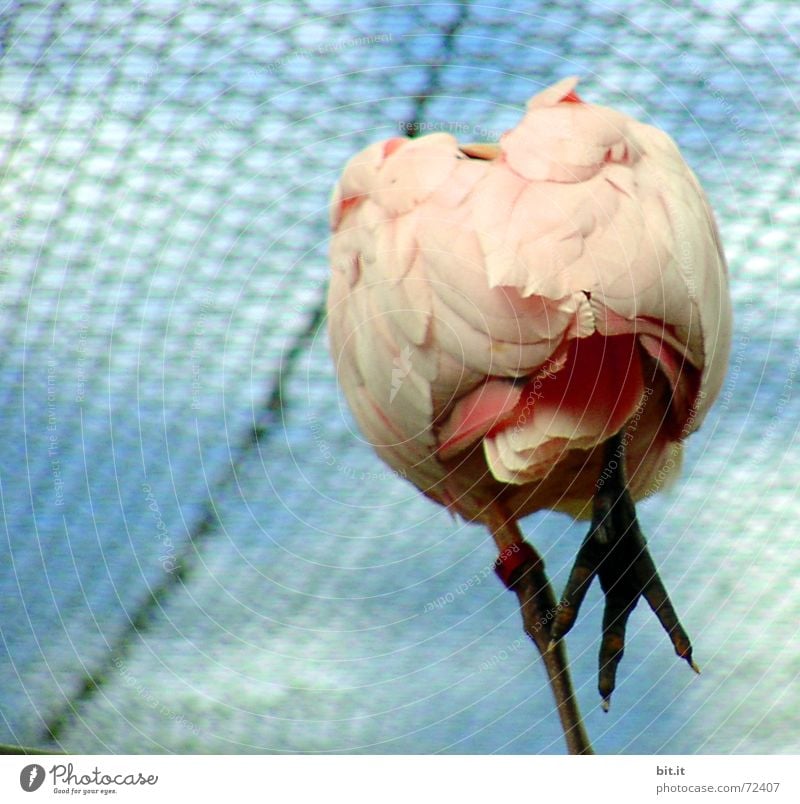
[550,431,698,710]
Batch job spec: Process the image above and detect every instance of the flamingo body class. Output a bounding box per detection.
[328,76,732,526]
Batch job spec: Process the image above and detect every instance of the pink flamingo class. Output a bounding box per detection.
[327,77,732,754]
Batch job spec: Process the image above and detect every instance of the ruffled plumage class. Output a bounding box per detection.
[328,76,732,523]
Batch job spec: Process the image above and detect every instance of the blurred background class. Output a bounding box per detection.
[0,0,798,754]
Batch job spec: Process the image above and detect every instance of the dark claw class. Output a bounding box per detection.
[554,431,698,704]
[596,539,639,707]
[550,553,597,644]
[551,473,629,643]
[637,551,698,671]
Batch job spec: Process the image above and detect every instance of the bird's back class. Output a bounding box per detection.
[328,76,732,524]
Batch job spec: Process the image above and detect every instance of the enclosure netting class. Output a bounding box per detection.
[1,1,798,753]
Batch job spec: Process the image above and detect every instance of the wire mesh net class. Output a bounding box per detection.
[1,1,799,753]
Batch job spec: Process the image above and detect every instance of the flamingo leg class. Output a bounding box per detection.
[550,432,699,710]
[489,509,593,754]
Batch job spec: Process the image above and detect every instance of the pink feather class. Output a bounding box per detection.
[328,76,732,524]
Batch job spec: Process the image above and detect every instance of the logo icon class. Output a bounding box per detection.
[20,764,45,792]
